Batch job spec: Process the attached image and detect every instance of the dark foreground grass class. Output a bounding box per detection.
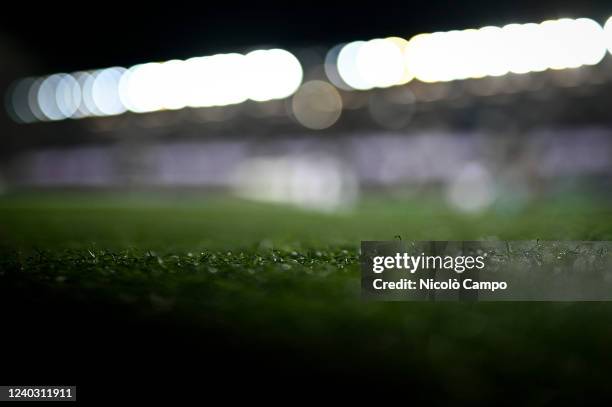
[2,192,612,401]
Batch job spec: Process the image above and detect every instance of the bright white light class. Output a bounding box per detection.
[120,63,164,113]
[540,19,579,70]
[356,38,406,88]
[117,67,137,112]
[183,55,238,107]
[502,23,543,74]
[184,56,212,107]
[214,53,249,105]
[475,26,508,77]
[385,37,413,84]
[404,33,447,83]
[522,22,549,72]
[403,17,608,85]
[337,41,372,90]
[454,29,481,80]
[156,60,189,110]
[38,75,65,120]
[335,37,418,90]
[324,43,352,90]
[55,74,81,118]
[72,72,94,117]
[573,18,607,66]
[92,67,126,116]
[605,17,612,54]
[231,154,358,211]
[75,71,102,117]
[245,49,303,102]
[405,28,509,82]
[447,162,496,213]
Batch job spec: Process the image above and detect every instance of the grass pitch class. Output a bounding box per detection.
[1,192,612,400]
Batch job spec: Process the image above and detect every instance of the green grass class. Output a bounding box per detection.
[2,191,612,400]
[1,191,610,250]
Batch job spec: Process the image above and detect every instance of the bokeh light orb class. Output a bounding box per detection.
[291,80,342,130]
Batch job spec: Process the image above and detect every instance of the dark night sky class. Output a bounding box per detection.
[1,0,611,76]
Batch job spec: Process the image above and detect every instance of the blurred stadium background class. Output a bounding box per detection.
[2,8,612,213]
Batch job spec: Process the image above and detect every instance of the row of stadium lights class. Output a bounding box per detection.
[328,18,611,89]
[8,16,612,124]
[9,49,303,123]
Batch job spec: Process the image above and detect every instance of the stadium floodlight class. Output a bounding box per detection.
[198,53,249,107]
[156,60,190,110]
[74,71,100,117]
[402,33,438,83]
[38,74,66,121]
[324,43,352,91]
[91,67,126,116]
[55,74,81,119]
[122,62,165,113]
[337,41,371,90]
[337,38,413,90]
[385,37,414,85]
[574,18,608,66]
[184,56,214,108]
[474,26,508,78]
[356,38,406,88]
[245,48,303,102]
